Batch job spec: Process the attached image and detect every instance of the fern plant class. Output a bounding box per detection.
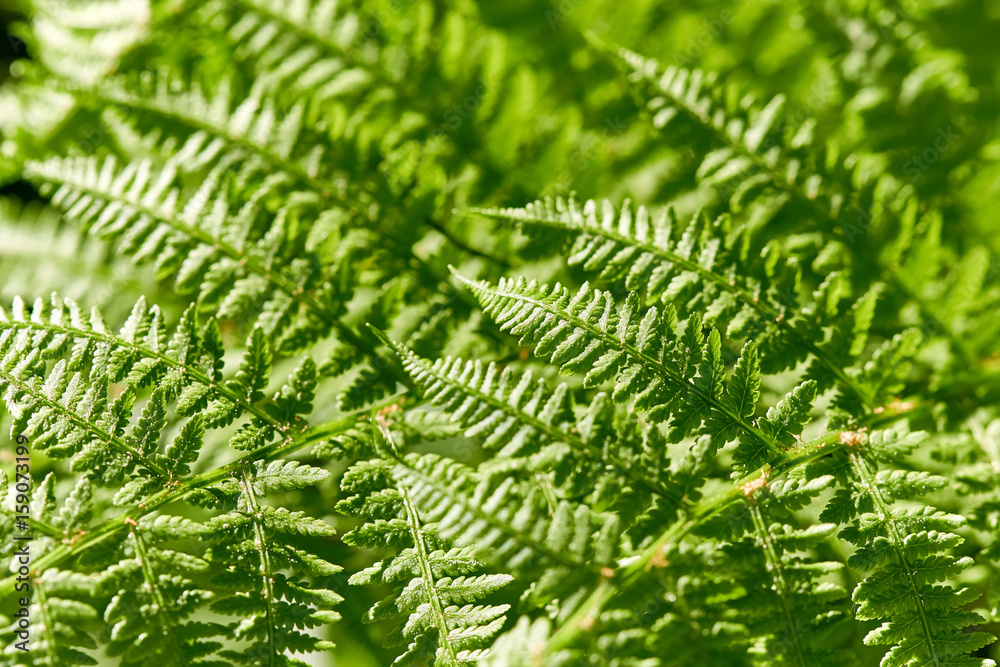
[0,0,999,665]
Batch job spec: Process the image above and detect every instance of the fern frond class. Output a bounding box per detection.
[30,570,100,666]
[0,293,323,494]
[0,473,100,665]
[1,2,997,664]
[471,196,881,410]
[0,196,131,310]
[17,0,151,84]
[812,0,975,110]
[822,426,998,666]
[377,333,685,505]
[605,42,856,220]
[389,452,621,606]
[0,295,171,481]
[80,71,348,195]
[22,154,355,351]
[98,516,221,666]
[602,41,986,370]
[732,474,855,666]
[205,466,342,665]
[0,401,367,615]
[340,428,512,665]
[38,74,481,399]
[214,0,371,108]
[453,272,818,472]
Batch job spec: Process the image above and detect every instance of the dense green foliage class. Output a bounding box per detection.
[0,0,999,665]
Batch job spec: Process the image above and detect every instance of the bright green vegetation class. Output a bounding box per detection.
[0,0,998,665]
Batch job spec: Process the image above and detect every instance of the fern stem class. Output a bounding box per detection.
[34,579,61,667]
[25,516,63,538]
[0,400,394,599]
[747,498,808,667]
[129,525,191,667]
[849,452,943,666]
[419,214,512,267]
[237,473,279,667]
[534,472,560,514]
[397,472,463,664]
[550,407,914,651]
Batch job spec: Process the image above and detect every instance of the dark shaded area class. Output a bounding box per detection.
[0,179,39,201]
[0,7,26,77]
[0,7,37,202]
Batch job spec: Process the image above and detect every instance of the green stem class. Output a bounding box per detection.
[26,517,63,539]
[237,473,278,667]
[747,498,807,667]
[548,407,911,650]
[849,453,942,665]
[0,401,390,599]
[398,474,462,663]
[34,579,61,667]
[130,525,190,666]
